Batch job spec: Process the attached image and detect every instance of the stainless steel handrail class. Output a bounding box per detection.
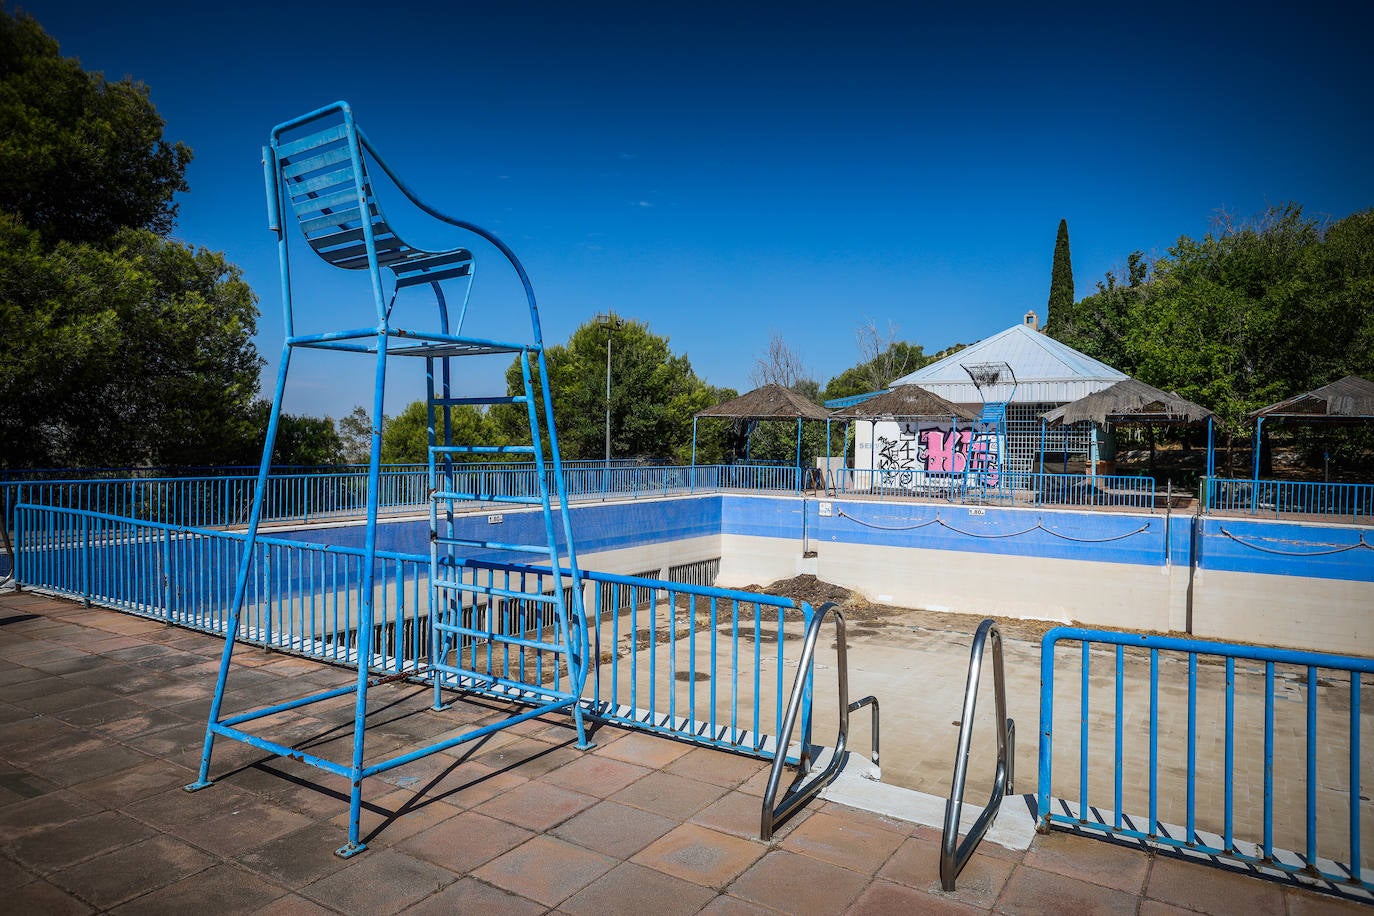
[760,601,880,841]
[940,617,1015,891]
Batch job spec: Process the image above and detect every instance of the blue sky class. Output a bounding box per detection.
[19,1,1374,418]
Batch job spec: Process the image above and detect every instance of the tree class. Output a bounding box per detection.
[1049,203,1374,473]
[336,407,372,465]
[823,321,930,402]
[494,314,718,462]
[0,10,261,470]
[0,11,190,246]
[381,400,506,465]
[750,333,811,390]
[1045,219,1074,332]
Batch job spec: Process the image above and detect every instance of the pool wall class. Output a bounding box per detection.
[271,494,1373,655]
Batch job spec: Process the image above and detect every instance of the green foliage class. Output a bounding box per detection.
[1045,219,1074,332]
[495,314,719,463]
[0,215,261,467]
[0,10,191,246]
[252,404,345,466]
[1049,204,1374,464]
[381,400,506,465]
[0,10,261,470]
[823,341,929,402]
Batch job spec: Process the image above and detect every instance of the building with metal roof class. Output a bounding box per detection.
[888,318,1127,405]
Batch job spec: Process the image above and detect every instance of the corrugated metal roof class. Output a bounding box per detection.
[889,324,1126,404]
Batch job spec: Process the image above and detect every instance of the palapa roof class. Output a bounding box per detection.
[1249,376,1374,421]
[829,384,979,421]
[1041,378,1214,426]
[890,323,1127,404]
[694,384,830,421]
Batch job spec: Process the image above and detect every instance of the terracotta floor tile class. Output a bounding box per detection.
[473,835,616,907]
[397,876,545,915]
[473,778,598,831]
[695,895,777,916]
[562,861,718,916]
[0,790,103,837]
[691,791,770,840]
[8,810,158,873]
[996,864,1141,915]
[110,861,288,915]
[49,834,217,910]
[171,800,314,858]
[664,746,769,787]
[631,822,765,888]
[727,849,870,913]
[328,789,460,844]
[878,831,1014,909]
[551,799,679,859]
[851,879,987,915]
[542,752,652,797]
[597,731,694,768]
[1020,829,1151,894]
[251,893,338,915]
[69,758,195,807]
[235,823,356,886]
[1144,856,1287,916]
[611,770,729,820]
[779,808,907,875]
[4,877,94,915]
[302,848,457,916]
[1283,886,1373,914]
[396,809,534,873]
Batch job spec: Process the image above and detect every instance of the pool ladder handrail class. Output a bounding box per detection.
[940,617,1016,890]
[760,601,880,841]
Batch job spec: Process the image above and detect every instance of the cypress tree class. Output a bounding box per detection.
[1046,219,1074,332]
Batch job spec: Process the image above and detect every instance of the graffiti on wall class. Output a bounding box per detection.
[873,421,1000,487]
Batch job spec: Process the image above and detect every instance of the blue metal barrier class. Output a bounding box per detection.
[14,502,811,763]
[585,569,808,760]
[1208,477,1374,520]
[1038,627,1374,890]
[844,468,1157,510]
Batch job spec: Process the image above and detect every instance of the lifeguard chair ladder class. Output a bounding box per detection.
[185,101,591,857]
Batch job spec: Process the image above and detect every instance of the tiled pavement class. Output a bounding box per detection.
[0,589,1363,914]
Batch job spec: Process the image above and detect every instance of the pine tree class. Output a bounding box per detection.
[1046,219,1074,332]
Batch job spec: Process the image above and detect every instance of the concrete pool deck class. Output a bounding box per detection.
[0,589,1364,914]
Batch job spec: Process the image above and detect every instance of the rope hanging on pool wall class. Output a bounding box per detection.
[1218,528,1373,557]
[834,508,1151,543]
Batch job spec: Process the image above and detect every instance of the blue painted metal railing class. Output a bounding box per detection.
[842,468,1158,510]
[585,569,808,759]
[1038,627,1374,890]
[13,503,810,762]
[1207,476,1374,520]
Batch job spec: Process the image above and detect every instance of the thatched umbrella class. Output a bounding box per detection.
[692,384,828,468]
[1040,378,1215,479]
[1041,379,1214,426]
[1247,376,1374,485]
[829,384,979,421]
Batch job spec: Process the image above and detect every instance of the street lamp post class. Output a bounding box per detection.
[594,313,623,466]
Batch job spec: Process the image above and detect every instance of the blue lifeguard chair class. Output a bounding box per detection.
[185,102,591,856]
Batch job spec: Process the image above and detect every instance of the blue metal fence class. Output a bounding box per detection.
[842,468,1158,511]
[13,503,809,761]
[1208,477,1374,520]
[1038,627,1374,890]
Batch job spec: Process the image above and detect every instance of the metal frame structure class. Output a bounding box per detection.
[1038,627,1374,892]
[940,618,1015,891]
[759,602,879,841]
[184,102,591,857]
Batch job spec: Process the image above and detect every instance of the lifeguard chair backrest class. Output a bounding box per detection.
[266,103,473,302]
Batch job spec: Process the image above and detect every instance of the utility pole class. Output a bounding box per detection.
[594,313,623,465]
